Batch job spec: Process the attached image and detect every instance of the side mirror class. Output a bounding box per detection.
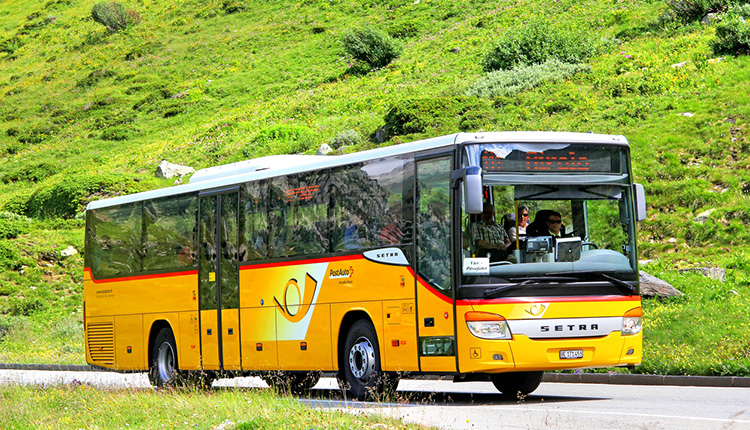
[464,166,483,214]
[633,183,646,222]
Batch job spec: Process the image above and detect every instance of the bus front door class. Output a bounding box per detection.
[415,156,457,373]
[199,190,241,371]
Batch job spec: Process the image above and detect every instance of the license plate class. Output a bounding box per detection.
[559,349,584,360]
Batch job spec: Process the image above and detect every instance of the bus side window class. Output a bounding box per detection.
[242,181,268,261]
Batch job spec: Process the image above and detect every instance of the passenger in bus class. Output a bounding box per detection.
[177,245,195,265]
[507,206,530,242]
[344,212,365,249]
[379,201,403,245]
[471,203,514,262]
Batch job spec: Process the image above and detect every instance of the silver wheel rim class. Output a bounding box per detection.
[348,336,375,383]
[156,341,175,384]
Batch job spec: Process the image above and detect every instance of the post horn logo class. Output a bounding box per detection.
[274,273,319,323]
[525,303,549,318]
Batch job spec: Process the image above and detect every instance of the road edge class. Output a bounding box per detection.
[2,363,748,388]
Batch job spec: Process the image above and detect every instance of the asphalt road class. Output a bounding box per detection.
[2,370,749,429]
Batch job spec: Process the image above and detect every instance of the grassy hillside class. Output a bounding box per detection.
[0,0,749,375]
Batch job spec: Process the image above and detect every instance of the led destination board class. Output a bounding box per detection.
[480,146,620,173]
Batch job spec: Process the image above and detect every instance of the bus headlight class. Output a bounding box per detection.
[465,311,512,339]
[621,307,642,335]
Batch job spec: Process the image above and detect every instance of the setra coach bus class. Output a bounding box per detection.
[84,131,646,399]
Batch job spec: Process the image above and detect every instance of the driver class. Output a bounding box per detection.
[471,203,515,262]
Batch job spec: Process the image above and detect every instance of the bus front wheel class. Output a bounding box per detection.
[149,327,179,388]
[341,320,395,400]
[490,371,543,396]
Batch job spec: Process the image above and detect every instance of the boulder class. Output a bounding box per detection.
[693,208,716,224]
[156,160,195,179]
[640,271,684,298]
[678,267,727,282]
[59,245,78,259]
[316,143,334,155]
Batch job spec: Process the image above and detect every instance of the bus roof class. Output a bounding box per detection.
[86,131,627,210]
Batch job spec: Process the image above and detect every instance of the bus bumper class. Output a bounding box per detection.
[458,332,642,373]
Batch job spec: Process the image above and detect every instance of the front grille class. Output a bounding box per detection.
[87,322,115,365]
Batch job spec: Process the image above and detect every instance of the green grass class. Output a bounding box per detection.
[639,259,750,376]
[0,385,427,430]
[0,0,749,377]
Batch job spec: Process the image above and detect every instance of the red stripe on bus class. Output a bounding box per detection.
[240,254,365,270]
[410,269,454,305]
[83,267,198,284]
[456,295,641,306]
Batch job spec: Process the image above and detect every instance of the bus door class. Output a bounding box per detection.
[199,190,241,371]
[415,156,457,372]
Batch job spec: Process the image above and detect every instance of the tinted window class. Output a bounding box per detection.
[143,194,198,271]
[269,171,329,257]
[87,203,143,279]
[330,156,413,251]
[242,181,269,261]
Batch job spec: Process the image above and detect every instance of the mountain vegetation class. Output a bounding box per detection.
[0,0,749,377]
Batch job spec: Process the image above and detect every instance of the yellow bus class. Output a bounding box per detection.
[84,131,646,399]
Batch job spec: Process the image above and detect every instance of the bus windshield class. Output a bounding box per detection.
[459,142,639,299]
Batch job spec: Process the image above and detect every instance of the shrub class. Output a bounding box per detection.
[713,8,750,55]
[0,240,22,270]
[663,0,727,23]
[342,27,403,70]
[0,213,31,239]
[0,161,57,183]
[7,296,48,316]
[91,1,141,33]
[383,97,492,139]
[482,22,597,72]
[327,129,364,149]
[25,173,148,219]
[101,127,130,141]
[243,124,320,157]
[466,59,589,98]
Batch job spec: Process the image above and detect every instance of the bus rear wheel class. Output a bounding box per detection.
[341,320,397,400]
[490,371,543,396]
[149,327,179,388]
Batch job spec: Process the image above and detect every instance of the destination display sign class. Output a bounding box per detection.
[480,146,620,173]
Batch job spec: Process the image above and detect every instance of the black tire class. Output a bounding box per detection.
[490,371,543,396]
[341,320,396,400]
[149,327,179,388]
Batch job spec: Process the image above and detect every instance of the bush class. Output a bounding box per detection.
[0,213,31,239]
[466,59,589,98]
[7,296,48,316]
[0,240,22,270]
[243,124,320,157]
[482,22,597,72]
[342,27,403,70]
[25,173,148,219]
[91,1,141,33]
[0,161,57,183]
[663,0,727,23]
[713,9,750,55]
[383,97,492,139]
[327,129,364,149]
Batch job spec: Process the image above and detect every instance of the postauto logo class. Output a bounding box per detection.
[328,266,353,279]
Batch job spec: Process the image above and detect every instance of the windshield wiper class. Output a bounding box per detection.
[482,278,570,299]
[548,271,638,295]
